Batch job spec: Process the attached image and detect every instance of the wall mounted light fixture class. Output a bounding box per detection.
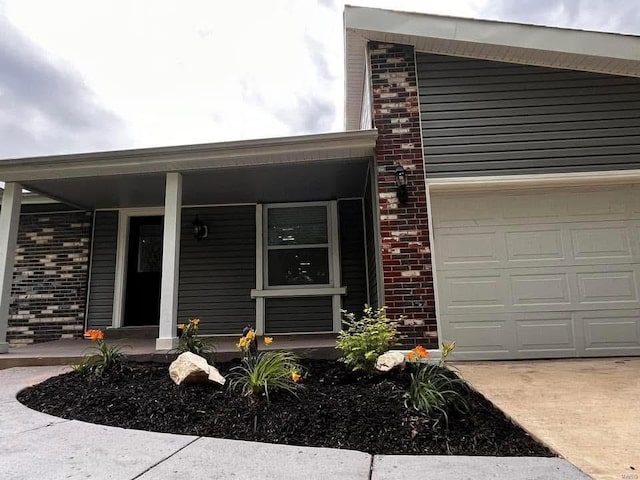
[394,166,409,204]
[192,215,209,241]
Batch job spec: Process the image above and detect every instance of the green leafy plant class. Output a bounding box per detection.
[174,317,216,360]
[79,329,128,376]
[228,329,301,402]
[403,363,469,427]
[336,305,399,375]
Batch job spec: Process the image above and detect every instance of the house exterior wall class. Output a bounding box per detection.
[177,206,256,335]
[8,208,92,346]
[86,202,370,335]
[338,199,368,315]
[369,42,437,348]
[86,211,118,330]
[417,52,640,177]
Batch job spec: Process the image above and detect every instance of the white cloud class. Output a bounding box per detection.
[0,0,637,158]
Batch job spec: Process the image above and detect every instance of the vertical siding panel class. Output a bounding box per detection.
[339,199,368,315]
[86,211,118,329]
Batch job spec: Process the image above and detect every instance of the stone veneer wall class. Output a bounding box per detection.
[7,209,93,346]
[369,42,437,348]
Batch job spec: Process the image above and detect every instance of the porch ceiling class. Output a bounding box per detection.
[23,158,371,209]
[0,130,377,209]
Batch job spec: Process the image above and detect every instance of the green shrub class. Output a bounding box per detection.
[403,363,469,427]
[336,306,399,375]
[228,350,302,402]
[174,317,215,360]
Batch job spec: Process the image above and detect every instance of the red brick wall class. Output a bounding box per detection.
[369,42,437,348]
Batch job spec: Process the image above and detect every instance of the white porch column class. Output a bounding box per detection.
[156,173,182,350]
[0,183,22,354]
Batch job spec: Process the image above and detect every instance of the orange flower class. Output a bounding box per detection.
[413,345,429,358]
[263,336,273,346]
[191,318,200,326]
[291,370,301,383]
[405,351,417,362]
[245,329,256,341]
[84,329,104,341]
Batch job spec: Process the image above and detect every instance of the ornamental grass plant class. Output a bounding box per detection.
[228,328,302,402]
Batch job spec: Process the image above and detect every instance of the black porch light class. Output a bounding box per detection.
[192,215,209,241]
[394,165,409,204]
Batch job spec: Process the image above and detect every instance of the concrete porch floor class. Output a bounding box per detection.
[456,357,640,480]
[0,333,339,370]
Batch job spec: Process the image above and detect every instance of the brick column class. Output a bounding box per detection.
[369,42,437,348]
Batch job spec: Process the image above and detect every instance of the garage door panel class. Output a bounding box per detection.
[577,271,638,304]
[506,229,564,261]
[571,226,633,260]
[515,314,577,355]
[433,185,640,359]
[580,310,640,353]
[441,274,505,309]
[511,273,571,306]
[440,314,513,356]
[436,223,640,270]
[437,230,503,266]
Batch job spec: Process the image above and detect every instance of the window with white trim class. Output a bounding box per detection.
[265,203,332,287]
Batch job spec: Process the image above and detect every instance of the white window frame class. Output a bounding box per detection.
[263,201,333,289]
[251,201,345,334]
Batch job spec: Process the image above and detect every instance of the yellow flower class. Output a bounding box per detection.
[237,337,248,350]
[245,329,255,341]
[263,336,273,346]
[291,370,301,383]
[191,318,200,326]
[177,324,185,330]
[84,329,104,341]
[442,341,456,359]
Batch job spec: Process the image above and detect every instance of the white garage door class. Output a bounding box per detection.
[431,185,640,360]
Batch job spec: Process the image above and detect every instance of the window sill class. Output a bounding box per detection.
[250,287,347,298]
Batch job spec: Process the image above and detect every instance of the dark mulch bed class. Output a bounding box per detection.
[17,360,552,456]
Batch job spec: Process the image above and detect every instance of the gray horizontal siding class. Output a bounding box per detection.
[87,211,117,329]
[363,176,378,308]
[265,296,333,334]
[417,53,640,177]
[339,199,368,315]
[177,206,256,335]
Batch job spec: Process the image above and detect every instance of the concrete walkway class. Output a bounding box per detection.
[457,357,640,480]
[0,366,589,480]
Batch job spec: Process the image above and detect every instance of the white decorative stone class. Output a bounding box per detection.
[375,350,406,372]
[169,352,226,386]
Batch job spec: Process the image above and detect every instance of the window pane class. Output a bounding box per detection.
[268,248,330,286]
[268,206,327,246]
[137,225,163,273]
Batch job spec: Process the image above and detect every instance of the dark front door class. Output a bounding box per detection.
[124,216,163,326]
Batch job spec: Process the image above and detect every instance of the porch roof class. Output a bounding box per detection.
[0,130,377,209]
[345,6,640,130]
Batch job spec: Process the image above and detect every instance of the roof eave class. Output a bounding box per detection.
[344,6,640,130]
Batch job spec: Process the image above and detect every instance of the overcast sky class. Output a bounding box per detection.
[0,0,639,160]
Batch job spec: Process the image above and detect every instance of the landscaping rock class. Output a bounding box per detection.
[169,352,226,386]
[375,351,406,372]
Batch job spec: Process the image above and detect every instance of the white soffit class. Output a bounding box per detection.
[0,130,378,182]
[344,6,640,130]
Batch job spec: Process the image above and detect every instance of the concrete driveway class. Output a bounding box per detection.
[456,357,640,480]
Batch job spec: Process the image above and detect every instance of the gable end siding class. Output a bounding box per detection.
[417,52,640,177]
